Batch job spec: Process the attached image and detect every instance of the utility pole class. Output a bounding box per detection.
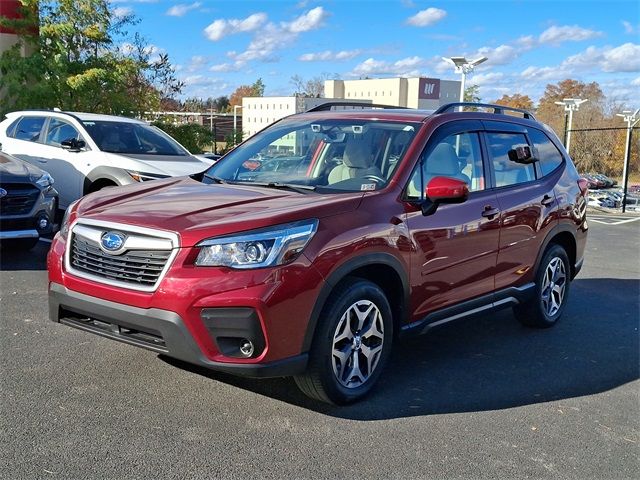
[554,98,588,154]
[443,56,488,110]
[617,109,640,213]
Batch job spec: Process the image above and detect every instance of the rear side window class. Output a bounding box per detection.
[12,116,46,142]
[528,128,564,176]
[487,132,536,187]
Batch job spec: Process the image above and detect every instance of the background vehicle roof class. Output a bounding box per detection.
[5,110,146,124]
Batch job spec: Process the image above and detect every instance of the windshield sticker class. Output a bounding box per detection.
[242,160,261,171]
[361,183,376,191]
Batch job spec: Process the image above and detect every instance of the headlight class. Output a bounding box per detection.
[195,220,318,269]
[59,200,80,239]
[36,173,54,188]
[127,170,169,182]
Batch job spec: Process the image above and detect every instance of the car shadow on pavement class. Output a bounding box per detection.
[0,241,50,271]
[161,276,638,420]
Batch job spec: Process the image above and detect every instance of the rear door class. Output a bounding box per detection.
[482,122,559,291]
[404,120,500,319]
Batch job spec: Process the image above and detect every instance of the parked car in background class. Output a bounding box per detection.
[582,174,605,189]
[0,150,58,249]
[195,152,222,163]
[591,173,616,188]
[48,102,588,404]
[0,110,210,209]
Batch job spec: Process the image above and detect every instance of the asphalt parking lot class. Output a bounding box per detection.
[1,217,638,479]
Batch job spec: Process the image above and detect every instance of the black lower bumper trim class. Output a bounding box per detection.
[49,282,308,378]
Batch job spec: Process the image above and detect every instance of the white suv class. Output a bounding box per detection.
[0,111,211,209]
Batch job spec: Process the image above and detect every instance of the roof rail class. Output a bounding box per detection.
[306,102,407,112]
[434,102,536,120]
[6,108,85,124]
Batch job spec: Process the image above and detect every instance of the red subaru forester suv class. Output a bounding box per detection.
[48,103,588,404]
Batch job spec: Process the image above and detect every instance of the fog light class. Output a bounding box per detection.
[38,217,49,230]
[239,339,254,358]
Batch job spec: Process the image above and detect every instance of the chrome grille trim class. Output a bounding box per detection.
[65,219,180,292]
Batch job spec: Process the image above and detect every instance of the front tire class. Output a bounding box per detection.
[294,278,393,405]
[514,244,571,328]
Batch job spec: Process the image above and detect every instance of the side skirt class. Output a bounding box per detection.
[399,283,536,337]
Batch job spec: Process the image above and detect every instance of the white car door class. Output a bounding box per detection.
[39,117,93,208]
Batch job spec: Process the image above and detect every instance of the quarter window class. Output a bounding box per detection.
[487,132,536,187]
[528,128,563,176]
[12,116,46,142]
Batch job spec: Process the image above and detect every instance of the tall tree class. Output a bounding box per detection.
[463,84,481,103]
[229,79,265,107]
[290,74,326,97]
[536,79,605,137]
[0,0,182,115]
[494,93,534,111]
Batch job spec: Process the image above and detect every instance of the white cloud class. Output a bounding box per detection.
[204,12,268,41]
[299,49,362,62]
[632,77,640,86]
[469,72,505,85]
[210,62,244,73]
[166,2,201,17]
[225,7,328,64]
[406,8,447,27]
[350,56,429,77]
[564,43,640,73]
[622,21,637,34]
[287,6,326,33]
[473,44,518,65]
[186,55,208,72]
[539,25,603,45]
[113,6,133,18]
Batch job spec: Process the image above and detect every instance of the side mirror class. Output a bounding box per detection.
[508,145,537,164]
[421,176,469,216]
[61,138,86,152]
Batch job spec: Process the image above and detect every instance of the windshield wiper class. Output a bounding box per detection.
[258,182,316,194]
[203,173,227,184]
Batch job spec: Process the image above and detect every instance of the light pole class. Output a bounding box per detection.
[554,98,588,154]
[443,56,488,105]
[233,105,243,134]
[616,108,639,213]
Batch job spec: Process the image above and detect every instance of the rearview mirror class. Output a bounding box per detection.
[508,145,536,164]
[421,176,469,216]
[61,138,86,152]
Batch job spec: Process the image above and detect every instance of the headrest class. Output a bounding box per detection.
[343,138,372,169]
[426,143,460,175]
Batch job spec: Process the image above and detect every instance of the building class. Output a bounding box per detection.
[325,77,461,110]
[241,96,371,139]
[0,0,36,57]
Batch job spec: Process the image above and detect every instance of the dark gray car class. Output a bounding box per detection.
[0,151,58,250]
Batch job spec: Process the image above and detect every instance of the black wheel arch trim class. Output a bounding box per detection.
[534,223,580,279]
[301,252,410,352]
[84,166,132,193]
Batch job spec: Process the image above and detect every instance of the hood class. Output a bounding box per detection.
[75,177,363,247]
[104,152,209,177]
[0,152,46,182]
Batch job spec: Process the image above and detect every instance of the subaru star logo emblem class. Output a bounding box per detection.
[101,231,125,252]
[0,188,7,198]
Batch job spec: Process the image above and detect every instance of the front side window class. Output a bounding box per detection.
[407,131,484,199]
[528,128,564,176]
[205,118,419,193]
[82,120,190,156]
[12,116,46,142]
[487,132,536,187]
[45,118,82,147]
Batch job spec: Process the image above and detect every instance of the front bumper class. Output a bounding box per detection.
[49,282,308,378]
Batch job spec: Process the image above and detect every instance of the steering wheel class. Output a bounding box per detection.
[363,174,386,183]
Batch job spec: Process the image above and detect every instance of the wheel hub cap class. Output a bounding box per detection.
[331,300,385,389]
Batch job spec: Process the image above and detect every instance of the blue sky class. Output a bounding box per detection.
[112,0,640,105]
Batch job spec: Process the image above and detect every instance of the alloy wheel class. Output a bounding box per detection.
[541,257,567,317]
[331,300,385,389]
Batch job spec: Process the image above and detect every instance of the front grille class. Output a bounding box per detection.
[0,183,40,215]
[70,234,172,287]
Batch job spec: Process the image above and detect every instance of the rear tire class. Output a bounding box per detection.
[294,278,393,405]
[513,244,570,328]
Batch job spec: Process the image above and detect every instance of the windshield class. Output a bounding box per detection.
[82,120,190,156]
[204,118,419,193]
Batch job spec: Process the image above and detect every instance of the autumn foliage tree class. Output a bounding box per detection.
[229,78,265,107]
[494,93,534,111]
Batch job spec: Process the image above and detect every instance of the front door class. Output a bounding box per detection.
[404,123,501,321]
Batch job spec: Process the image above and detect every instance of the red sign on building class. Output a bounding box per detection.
[418,78,441,100]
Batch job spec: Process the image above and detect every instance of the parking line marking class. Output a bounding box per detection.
[589,217,640,225]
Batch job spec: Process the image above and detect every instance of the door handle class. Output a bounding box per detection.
[541,194,555,206]
[481,205,500,218]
